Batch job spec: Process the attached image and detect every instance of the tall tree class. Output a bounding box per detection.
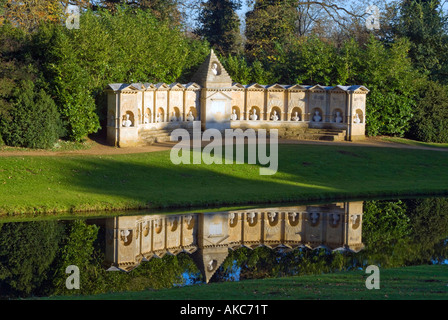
[245,0,298,59]
[195,0,243,55]
[394,0,448,83]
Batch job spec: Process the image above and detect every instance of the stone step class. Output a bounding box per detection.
[294,133,344,141]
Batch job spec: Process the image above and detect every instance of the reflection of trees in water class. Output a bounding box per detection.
[1,198,448,298]
[0,221,63,298]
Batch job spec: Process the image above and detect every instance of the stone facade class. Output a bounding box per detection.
[102,202,364,283]
[105,50,369,147]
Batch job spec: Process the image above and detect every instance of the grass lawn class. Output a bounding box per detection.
[45,265,448,300]
[1,144,448,217]
[382,136,448,149]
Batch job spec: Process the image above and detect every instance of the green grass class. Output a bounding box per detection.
[382,137,448,149]
[0,140,92,152]
[45,265,448,300]
[1,144,448,217]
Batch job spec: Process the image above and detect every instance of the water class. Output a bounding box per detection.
[0,197,447,299]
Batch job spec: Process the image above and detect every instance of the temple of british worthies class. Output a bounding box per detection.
[101,202,365,283]
[105,50,369,147]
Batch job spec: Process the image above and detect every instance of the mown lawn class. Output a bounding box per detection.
[0,144,448,216]
[46,265,448,300]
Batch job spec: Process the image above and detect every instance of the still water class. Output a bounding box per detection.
[0,197,447,298]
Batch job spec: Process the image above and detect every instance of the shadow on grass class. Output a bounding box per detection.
[53,143,448,213]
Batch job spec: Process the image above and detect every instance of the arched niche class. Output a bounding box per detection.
[287,212,300,227]
[154,219,163,234]
[120,229,133,246]
[328,213,341,228]
[229,212,238,228]
[249,106,260,121]
[311,108,323,122]
[309,212,320,227]
[270,106,282,121]
[354,109,364,124]
[184,215,195,230]
[169,216,179,231]
[333,108,344,123]
[142,221,150,237]
[290,107,302,122]
[144,108,151,124]
[246,212,258,227]
[351,215,361,230]
[156,108,165,123]
[170,107,181,122]
[186,106,197,121]
[267,212,280,227]
[231,106,241,121]
[122,111,135,127]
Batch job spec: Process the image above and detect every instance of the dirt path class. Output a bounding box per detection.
[0,136,446,157]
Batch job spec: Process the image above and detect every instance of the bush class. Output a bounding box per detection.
[407,81,448,143]
[0,80,64,149]
[34,6,210,141]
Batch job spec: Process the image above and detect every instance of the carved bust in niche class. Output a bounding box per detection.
[123,114,132,127]
[211,62,220,76]
[230,109,238,121]
[292,112,300,121]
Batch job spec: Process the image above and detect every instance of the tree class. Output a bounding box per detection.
[0,80,64,149]
[0,221,63,298]
[33,6,209,141]
[393,0,448,83]
[245,0,298,59]
[195,0,243,55]
[98,0,182,24]
[408,80,448,143]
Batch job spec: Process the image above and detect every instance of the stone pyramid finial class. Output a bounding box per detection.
[190,49,233,89]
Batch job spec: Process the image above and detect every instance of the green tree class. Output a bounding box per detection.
[394,0,448,83]
[195,0,243,55]
[408,80,448,142]
[33,6,209,141]
[360,36,423,136]
[0,80,64,149]
[245,0,298,60]
[0,221,63,298]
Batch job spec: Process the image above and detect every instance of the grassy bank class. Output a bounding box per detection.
[46,265,448,300]
[1,144,448,217]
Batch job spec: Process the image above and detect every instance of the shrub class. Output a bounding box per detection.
[407,80,448,143]
[34,7,209,141]
[0,80,64,149]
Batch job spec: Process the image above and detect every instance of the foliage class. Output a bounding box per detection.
[394,0,448,83]
[0,221,63,298]
[195,0,243,55]
[220,54,278,85]
[0,0,64,32]
[362,200,411,248]
[33,6,209,141]
[408,80,448,143]
[359,37,422,136]
[244,0,298,60]
[0,80,64,149]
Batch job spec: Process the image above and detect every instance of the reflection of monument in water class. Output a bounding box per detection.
[104,202,364,283]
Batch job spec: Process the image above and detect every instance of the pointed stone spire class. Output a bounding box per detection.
[192,247,229,283]
[190,49,233,89]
